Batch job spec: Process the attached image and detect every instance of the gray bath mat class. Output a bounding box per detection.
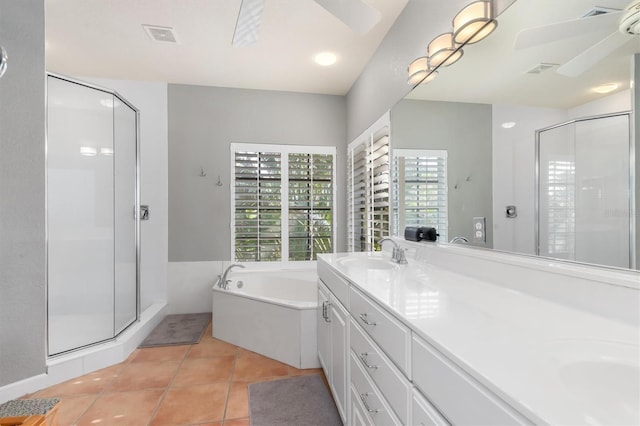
[139,313,210,348]
[249,374,342,426]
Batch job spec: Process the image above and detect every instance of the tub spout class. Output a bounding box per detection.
[218,264,246,290]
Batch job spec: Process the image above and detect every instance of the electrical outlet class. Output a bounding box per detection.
[473,217,486,243]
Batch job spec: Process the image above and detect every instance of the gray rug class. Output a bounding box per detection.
[139,313,210,348]
[249,374,342,426]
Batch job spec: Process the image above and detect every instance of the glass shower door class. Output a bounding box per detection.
[114,96,138,335]
[537,113,631,269]
[47,77,115,354]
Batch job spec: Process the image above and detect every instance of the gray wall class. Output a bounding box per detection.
[391,99,493,247]
[346,0,516,141]
[168,84,347,261]
[0,0,47,386]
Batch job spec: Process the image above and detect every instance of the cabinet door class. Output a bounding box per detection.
[330,295,349,423]
[317,283,331,375]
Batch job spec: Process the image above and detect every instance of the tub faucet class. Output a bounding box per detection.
[217,264,245,290]
[378,237,407,264]
[449,236,469,244]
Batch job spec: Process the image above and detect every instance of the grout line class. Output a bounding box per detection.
[145,343,192,426]
[221,344,240,423]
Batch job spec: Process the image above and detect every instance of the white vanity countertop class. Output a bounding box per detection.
[318,252,640,425]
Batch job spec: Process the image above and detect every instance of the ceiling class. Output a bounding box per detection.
[408,0,640,109]
[45,0,408,96]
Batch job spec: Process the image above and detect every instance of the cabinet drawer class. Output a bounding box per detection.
[351,318,411,424]
[412,335,531,425]
[412,388,450,426]
[318,258,349,306]
[350,286,411,376]
[350,351,402,426]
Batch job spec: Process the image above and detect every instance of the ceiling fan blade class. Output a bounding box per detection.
[232,0,264,47]
[514,11,623,50]
[313,0,381,34]
[557,30,632,77]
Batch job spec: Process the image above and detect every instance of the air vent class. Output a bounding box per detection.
[142,25,179,43]
[526,63,559,74]
[581,6,619,17]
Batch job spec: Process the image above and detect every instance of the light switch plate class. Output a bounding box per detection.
[473,217,486,243]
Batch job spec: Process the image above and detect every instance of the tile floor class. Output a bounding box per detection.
[27,321,324,425]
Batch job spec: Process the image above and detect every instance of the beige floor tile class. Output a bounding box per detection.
[150,382,228,425]
[187,338,238,359]
[34,364,122,398]
[172,356,235,387]
[130,345,191,363]
[52,394,97,425]
[232,352,289,382]
[224,382,249,420]
[223,418,250,426]
[75,389,163,426]
[108,361,180,392]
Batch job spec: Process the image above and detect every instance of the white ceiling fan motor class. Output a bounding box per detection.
[619,0,640,34]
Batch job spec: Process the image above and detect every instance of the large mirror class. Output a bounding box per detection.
[391,0,639,270]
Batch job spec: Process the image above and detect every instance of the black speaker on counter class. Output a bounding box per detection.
[404,226,439,242]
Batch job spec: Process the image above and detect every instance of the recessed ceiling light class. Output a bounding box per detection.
[314,52,337,66]
[501,121,516,129]
[593,83,618,94]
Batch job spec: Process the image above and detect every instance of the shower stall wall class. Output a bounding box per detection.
[47,74,139,356]
[536,112,634,270]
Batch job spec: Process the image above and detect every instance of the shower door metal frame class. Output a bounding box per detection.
[534,110,636,270]
[45,72,141,357]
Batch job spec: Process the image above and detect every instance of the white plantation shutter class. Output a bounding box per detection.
[392,149,448,243]
[348,116,390,252]
[233,151,282,261]
[288,153,333,261]
[231,144,335,263]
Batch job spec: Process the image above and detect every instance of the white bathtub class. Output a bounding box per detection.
[211,268,319,369]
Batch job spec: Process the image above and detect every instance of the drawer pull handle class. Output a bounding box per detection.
[359,352,378,370]
[322,301,331,323]
[359,313,376,326]
[359,393,379,413]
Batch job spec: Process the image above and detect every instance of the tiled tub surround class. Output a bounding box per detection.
[317,242,640,425]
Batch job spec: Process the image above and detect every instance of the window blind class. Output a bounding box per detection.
[234,151,282,262]
[232,144,335,263]
[392,149,448,243]
[348,123,390,252]
[288,153,333,261]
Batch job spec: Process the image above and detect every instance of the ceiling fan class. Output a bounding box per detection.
[232,0,381,47]
[514,0,640,77]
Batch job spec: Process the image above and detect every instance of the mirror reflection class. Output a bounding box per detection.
[391,0,638,270]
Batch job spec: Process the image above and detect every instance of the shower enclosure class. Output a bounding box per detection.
[47,74,139,356]
[536,112,634,269]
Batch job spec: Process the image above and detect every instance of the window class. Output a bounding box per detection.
[392,149,448,243]
[231,143,335,262]
[347,117,390,252]
[545,159,575,256]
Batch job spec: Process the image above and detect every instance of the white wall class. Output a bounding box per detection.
[492,90,632,256]
[83,78,169,310]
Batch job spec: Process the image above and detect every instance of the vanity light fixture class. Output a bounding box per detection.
[407,56,438,85]
[593,83,618,94]
[80,146,97,157]
[314,51,337,66]
[453,0,497,45]
[427,33,463,67]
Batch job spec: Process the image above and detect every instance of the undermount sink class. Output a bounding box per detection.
[337,256,399,271]
[548,339,639,424]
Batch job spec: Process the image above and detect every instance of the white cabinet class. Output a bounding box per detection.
[318,279,349,423]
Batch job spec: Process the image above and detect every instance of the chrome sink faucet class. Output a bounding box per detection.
[216,264,245,290]
[378,237,408,264]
